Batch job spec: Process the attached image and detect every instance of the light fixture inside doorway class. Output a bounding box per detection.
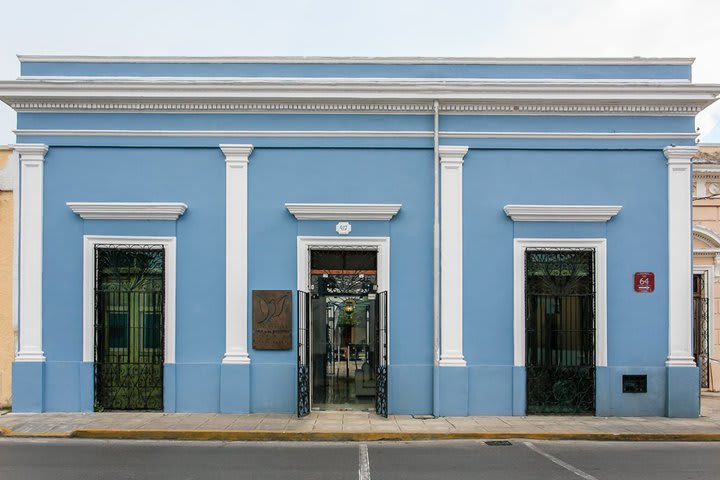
[344,299,355,314]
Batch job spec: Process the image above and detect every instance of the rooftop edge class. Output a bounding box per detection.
[16,55,697,65]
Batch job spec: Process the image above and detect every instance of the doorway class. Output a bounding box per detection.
[94,245,165,410]
[310,250,379,411]
[525,248,596,414]
[693,273,711,389]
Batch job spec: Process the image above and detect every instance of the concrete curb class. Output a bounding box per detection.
[11,428,718,442]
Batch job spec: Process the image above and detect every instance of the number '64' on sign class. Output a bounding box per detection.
[634,272,654,293]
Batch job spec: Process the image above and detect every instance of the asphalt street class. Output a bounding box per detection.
[0,438,718,480]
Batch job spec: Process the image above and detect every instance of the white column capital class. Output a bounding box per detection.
[13,143,48,162]
[16,144,47,362]
[439,145,468,367]
[666,144,695,368]
[439,145,469,165]
[221,144,253,365]
[663,146,697,165]
[220,144,253,164]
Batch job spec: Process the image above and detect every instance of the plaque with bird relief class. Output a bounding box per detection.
[252,290,292,350]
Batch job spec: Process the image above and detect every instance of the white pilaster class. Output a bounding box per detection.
[14,144,48,362]
[665,146,697,367]
[439,145,468,367]
[220,144,253,364]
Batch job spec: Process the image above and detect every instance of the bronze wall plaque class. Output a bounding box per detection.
[252,290,292,350]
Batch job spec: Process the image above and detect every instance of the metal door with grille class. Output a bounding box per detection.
[94,246,165,410]
[693,274,710,388]
[525,249,596,414]
[297,290,311,417]
[375,291,388,417]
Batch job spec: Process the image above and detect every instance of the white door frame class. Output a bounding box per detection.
[82,235,177,365]
[296,236,390,409]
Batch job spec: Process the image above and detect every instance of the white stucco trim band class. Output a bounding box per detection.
[665,146,698,367]
[82,235,177,364]
[14,143,47,362]
[285,203,401,221]
[67,202,187,220]
[14,129,700,140]
[513,238,608,368]
[439,145,468,367]
[16,55,697,65]
[503,205,622,222]
[220,144,253,365]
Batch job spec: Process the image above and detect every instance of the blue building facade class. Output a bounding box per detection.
[1,56,717,417]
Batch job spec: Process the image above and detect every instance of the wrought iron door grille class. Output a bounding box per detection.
[297,290,311,417]
[525,249,596,414]
[94,245,165,411]
[375,291,388,417]
[693,274,710,388]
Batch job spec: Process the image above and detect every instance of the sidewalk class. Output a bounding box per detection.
[1,393,719,442]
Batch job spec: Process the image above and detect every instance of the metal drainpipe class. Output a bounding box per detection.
[432,100,440,416]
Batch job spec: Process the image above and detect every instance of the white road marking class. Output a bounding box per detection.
[524,442,599,480]
[358,443,371,480]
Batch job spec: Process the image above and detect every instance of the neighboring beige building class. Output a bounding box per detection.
[693,144,720,392]
[0,147,15,408]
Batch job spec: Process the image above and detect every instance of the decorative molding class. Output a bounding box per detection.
[66,202,187,220]
[285,203,401,221]
[693,226,720,278]
[13,129,699,140]
[693,225,720,248]
[83,236,176,364]
[15,143,47,362]
[16,55,697,65]
[665,146,696,367]
[221,144,253,365]
[503,205,622,222]
[439,104,706,115]
[6,101,712,116]
[513,238,607,368]
[1,78,716,115]
[297,236,390,366]
[439,145,468,367]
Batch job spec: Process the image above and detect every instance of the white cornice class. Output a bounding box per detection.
[16,55,696,65]
[503,204,622,222]
[285,203,401,221]
[0,78,716,115]
[67,202,187,220]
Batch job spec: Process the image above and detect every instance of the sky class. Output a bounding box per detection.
[0,0,719,145]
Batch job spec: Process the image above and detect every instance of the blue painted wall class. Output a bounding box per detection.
[10,58,699,416]
[21,61,691,80]
[462,149,670,416]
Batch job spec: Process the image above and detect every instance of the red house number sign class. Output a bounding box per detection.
[634,272,655,293]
